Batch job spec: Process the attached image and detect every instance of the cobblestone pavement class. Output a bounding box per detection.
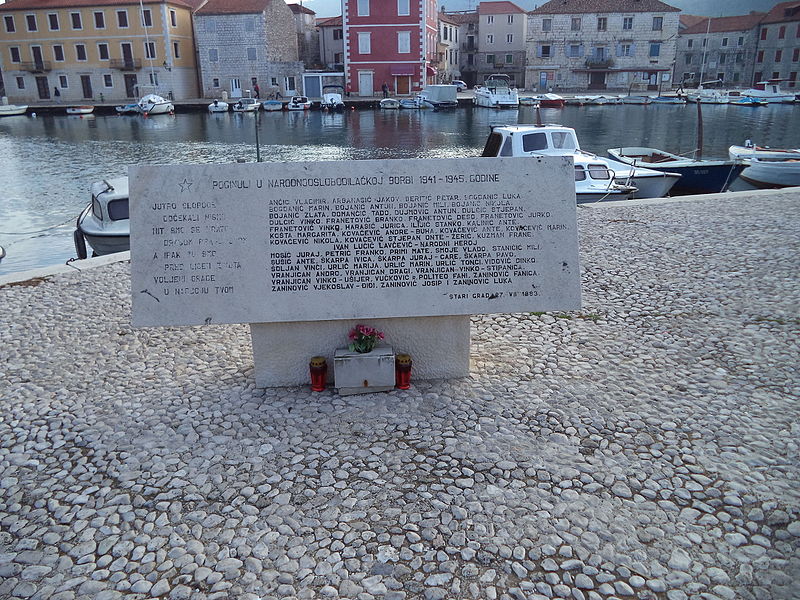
[1,192,799,600]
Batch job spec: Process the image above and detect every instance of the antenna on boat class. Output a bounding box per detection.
[255,111,262,162]
[695,100,704,160]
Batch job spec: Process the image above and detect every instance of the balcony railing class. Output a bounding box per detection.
[19,61,51,73]
[110,58,142,71]
[585,57,614,69]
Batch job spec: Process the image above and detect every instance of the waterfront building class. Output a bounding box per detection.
[443,10,478,88]
[475,1,527,88]
[193,0,302,99]
[317,16,344,71]
[288,2,321,69]
[753,1,800,90]
[437,11,460,83]
[0,0,200,104]
[526,0,680,93]
[341,0,438,97]
[675,13,765,89]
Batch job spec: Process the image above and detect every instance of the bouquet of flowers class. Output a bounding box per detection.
[348,324,384,354]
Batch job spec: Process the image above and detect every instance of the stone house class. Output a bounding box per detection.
[437,11,460,82]
[317,16,343,70]
[193,0,302,99]
[526,0,680,93]
[675,13,765,89]
[753,1,800,90]
[0,0,200,103]
[443,10,478,88]
[475,1,527,88]
[288,2,320,69]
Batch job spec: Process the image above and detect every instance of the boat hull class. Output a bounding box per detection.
[75,205,129,257]
[139,102,174,115]
[0,105,28,116]
[262,101,283,111]
[739,161,800,188]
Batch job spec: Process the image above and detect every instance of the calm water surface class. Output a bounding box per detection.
[1,103,798,274]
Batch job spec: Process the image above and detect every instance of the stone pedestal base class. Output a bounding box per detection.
[250,315,471,388]
[334,346,396,395]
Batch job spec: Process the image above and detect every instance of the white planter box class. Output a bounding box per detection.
[334,346,395,395]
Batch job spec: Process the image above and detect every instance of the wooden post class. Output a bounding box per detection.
[696,100,703,160]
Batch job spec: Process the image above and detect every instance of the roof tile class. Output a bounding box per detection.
[761,1,800,24]
[195,0,272,15]
[532,0,680,15]
[682,13,766,35]
[478,1,526,14]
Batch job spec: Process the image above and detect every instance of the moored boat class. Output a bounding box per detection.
[0,103,28,116]
[651,96,686,105]
[66,105,94,115]
[519,97,541,107]
[729,143,800,161]
[737,159,800,188]
[321,85,346,111]
[607,147,745,195]
[208,99,229,113]
[379,98,400,109]
[529,93,565,108]
[286,96,312,110]
[115,103,139,114]
[740,80,796,103]
[483,125,693,202]
[73,177,129,259]
[262,99,284,111]
[728,96,768,107]
[231,97,260,112]
[473,74,519,108]
[620,95,652,105]
[137,94,174,115]
[399,98,422,109]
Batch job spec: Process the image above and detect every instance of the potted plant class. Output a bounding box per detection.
[334,324,395,395]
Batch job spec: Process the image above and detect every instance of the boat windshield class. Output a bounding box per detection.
[588,165,611,180]
[92,196,102,219]
[551,132,577,150]
[522,133,548,152]
[108,199,129,221]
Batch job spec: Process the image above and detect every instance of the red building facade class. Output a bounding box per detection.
[343,0,439,96]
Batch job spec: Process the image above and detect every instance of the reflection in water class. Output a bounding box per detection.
[1,104,799,274]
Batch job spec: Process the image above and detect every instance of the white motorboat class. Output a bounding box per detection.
[608,147,745,195]
[287,96,312,110]
[231,97,260,112]
[262,100,284,111]
[321,85,346,111]
[418,85,458,110]
[74,177,129,259]
[729,143,800,161]
[66,105,94,115]
[137,94,174,115]
[482,126,639,202]
[0,104,28,116]
[519,97,541,107]
[379,98,400,109]
[208,99,229,113]
[473,74,519,108]
[740,80,796,103]
[481,125,680,199]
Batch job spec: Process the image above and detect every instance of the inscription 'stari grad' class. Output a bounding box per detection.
[130,158,581,327]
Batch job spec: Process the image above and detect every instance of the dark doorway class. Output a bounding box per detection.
[32,46,45,70]
[121,43,134,68]
[35,76,50,99]
[589,72,606,90]
[81,75,93,99]
[124,74,138,97]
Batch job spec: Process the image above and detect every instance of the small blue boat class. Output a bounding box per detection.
[607,147,746,195]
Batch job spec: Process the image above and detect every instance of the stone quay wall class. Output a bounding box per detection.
[1,188,798,600]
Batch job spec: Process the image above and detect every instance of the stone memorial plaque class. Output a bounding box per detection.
[130,157,580,327]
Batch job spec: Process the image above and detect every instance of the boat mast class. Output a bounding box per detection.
[698,17,711,86]
[139,0,158,94]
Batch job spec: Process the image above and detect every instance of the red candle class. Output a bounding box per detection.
[395,354,412,389]
[309,356,327,392]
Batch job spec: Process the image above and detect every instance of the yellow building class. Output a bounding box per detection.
[0,0,200,103]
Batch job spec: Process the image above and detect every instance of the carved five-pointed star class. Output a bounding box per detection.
[178,178,193,192]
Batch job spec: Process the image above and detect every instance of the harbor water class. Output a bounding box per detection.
[1,102,798,275]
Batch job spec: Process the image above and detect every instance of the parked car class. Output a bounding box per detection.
[452,80,468,92]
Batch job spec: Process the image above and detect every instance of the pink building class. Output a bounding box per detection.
[343,0,438,96]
